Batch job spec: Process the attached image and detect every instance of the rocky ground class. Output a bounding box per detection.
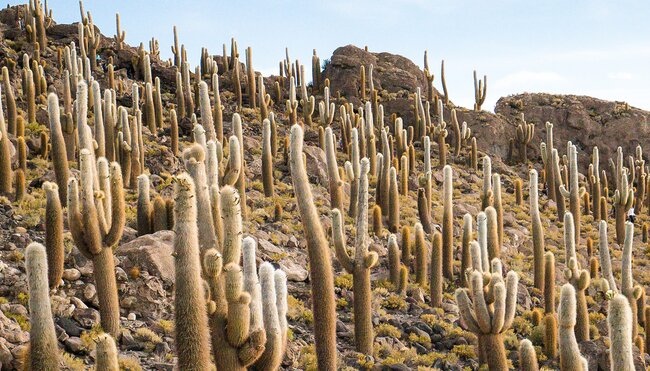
[0,3,649,371]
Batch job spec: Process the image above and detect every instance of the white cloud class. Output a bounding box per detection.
[607,72,633,80]
[493,71,564,90]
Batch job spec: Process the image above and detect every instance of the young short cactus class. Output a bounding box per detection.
[608,293,635,371]
[68,150,125,337]
[558,284,588,371]
[289,124,337,370]
[332,158,378,354]
[519,338,539,371]
[25,242,60,371]
[544,313,557,358]
[530,169,546,291]
[455,267,519,370]
[43,182,64,289]
[96,333,120,371]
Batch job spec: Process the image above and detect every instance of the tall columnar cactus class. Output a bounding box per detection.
[43,182,64,289]
[589,147,601,219]
[232,114,248,219]
[544,252,555,314]
[492,173,504,247]
[47,92,69,204]
[172,174,213,370]
[519,339,539,371]
[388,166,400,232]
[0,84,12,195]
[608,293,635,371]
[183,144,219,252]
[562,212,590,343]
[198,80,216,141]
[481,155,492,209]
[68,149,125,337]
[486,206,500,262]
[262,119,275,197]
[618,222,643,340]
[559,142,585,241]
[414,223,427,286]
[289,124,337,370]
[96,333,120,370]
[558,284,588,371]
[25,242,60,371]
[346,128,361,217]
[515,113,534,162]
[460,213,473,287]
[434,101,448,167]
[530,169,545,291]
[137,174,153,236]
[455,267,519,370]
[430,231,443,307]
[473,70,487,111]
[442,165,454,278]
[598,220,617,292]
[614,167,634,245]
[332,158,378,354]
[324,127,342,210]
[541,122,557,202]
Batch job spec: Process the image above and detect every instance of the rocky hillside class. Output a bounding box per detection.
[0,2,649,371]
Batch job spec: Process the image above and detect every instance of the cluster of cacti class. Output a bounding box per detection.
[8,2,650,370]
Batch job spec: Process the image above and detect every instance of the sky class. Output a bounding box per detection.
[16,0,650,111]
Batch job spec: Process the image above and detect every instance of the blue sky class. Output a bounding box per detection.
[21,0,650,111]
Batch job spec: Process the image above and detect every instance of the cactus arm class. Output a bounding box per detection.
[331,209,354,272]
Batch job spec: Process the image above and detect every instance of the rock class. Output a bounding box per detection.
[302,145,328,187]
[56,317,83,337]
[72,307,100,328]
[496,93,650,168]
[64,336,85,354]
[62,268,81,281]
[0,340,12,370]
[83,284,96,302]
[116,231,175,284]
[279,260,308,282]
[127,313,137,321]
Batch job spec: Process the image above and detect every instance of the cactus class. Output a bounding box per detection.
[253,263,289,370]
[372,204,383,236]
[486,206,500,262]
[262,119,275,197]
[289,124,337,370]
[318,86,335,126]
[455,268,519,370]
[481,155,492,209]
[172,174,213,370]
[414,223,427,286]
[388,166,400,232]
[544,252,555,314]
[331,158,378,354]
[430,231,443,308]
[434,101,448,167]
[620,222,643,340]
[514,178,523,205]
[14,168,25,202]
[25,242,60,371]
[137,174,153,236]
[2,67,16,136]
[388,234,400,287]
[614,167,634,245]
[530,169,545,291]
[96,333,119,370]
[325,127,342,209]
[519,338,539,371]
[46,93,68,204]
[492,173,504,247]
[589,147,601,219]
[515,113,534,162]
[68,150,125,337]
[442,165,454,279]
[460,213,473,287]
[558,284,588,370]
[544,313,558,358]
[0,83,11,195]
[198,80,216,141]
[43,182,64,289]
[608,293,635,371]
[598,220,617,292]
[232,114,248,219]
[473,70,487,111]
[417,187,432,234]
[559,142,585,241]
[563,212,590,342]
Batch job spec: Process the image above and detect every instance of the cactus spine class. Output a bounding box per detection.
[25,242,60,371]
[530,169,545,291]
[289,124,337,370]
[332,158,378,354]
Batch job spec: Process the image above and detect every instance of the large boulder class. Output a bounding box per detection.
[496,93,650,168]
[116,231,174,284]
